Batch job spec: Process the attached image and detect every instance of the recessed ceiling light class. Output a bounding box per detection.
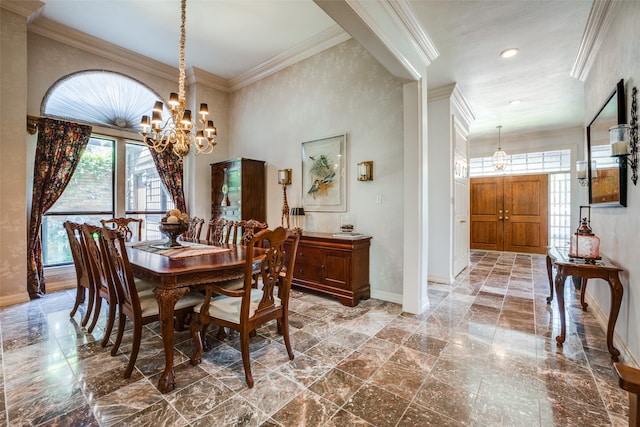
[509,99,522,105]
[500,48,519,58]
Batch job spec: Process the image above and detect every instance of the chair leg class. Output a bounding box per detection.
[110,310,126,357]
[124,322,142,379]
[201,323,212,352]
[216,325,227,341]
[279,317,294,360]
[190,316,203,365]
[70,285,83,318]
[100,300,117,347]
[87,295,102,333]
[240,329,254,388]
[81,286,95,327]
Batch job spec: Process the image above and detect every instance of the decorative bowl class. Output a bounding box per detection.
[158,222,188,248]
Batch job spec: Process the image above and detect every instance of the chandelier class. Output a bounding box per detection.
[492,125,507,171]
[139,0,216,159]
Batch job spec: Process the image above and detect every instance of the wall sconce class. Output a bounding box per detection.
[278,169,292,228]
[278,168,292,185]
[290,207,305,233]
[610,87,638,185]
[576,160,597,186]
[357,161,373,181]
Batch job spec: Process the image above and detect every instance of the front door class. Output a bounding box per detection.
[471,174,548,254]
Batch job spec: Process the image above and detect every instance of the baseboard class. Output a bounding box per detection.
[427,273,453,284]
[0,292,30,308]
[370,289,402,304]
[584,291,639,367]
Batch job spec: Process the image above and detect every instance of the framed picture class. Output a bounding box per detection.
[301,133,347,212]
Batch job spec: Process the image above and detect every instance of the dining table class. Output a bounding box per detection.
[126,240,266,393]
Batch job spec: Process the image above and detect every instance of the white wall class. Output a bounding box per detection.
[228,39,406,300]
[583,0,640,365]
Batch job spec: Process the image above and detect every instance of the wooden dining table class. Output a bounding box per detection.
[126,241,266,393]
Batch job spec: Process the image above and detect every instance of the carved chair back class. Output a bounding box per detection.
[100,217,143,242]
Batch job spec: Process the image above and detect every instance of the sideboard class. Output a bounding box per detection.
[286,232,371,307]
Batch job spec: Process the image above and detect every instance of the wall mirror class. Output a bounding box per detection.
[587,79,627,207]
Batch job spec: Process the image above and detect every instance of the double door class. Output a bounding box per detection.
[470,174,548,254]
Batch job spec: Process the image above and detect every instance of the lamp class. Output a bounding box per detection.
[139,0,217,160]
[279,169,292,228]
[290,207,305,233]
[357,161,373,181]
[492,125,508,171]
[610,87,639,185]
[569,205,600,262]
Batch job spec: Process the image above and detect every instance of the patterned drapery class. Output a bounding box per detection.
[28,117,92,298]
[148,147,187,213]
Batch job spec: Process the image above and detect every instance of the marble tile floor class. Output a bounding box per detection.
[0,250,630,426]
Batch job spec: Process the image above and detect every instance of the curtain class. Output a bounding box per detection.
[27,118,92,298]
[148,147,187,213]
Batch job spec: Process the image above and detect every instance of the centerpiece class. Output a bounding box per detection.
[158,209,190,247]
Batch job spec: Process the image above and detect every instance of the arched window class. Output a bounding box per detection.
[41,71,175,266]
[42,70,159,130]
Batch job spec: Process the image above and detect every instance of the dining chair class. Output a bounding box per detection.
[63,221,94,327]
[80,224,120,346]
[190,227,300,388]
[205,217,233,244]
[230,219,268,245]
[180,216,204,242]
[100,217,143,242]
[100,226,204,378]
[613,363,640,427]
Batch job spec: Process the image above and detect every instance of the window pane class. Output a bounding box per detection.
[42,214,104,266]
[125,142,175,241]
[125,143,174,214]
[49,137,114,213]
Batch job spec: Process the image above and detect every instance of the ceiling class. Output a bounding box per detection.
[33,0,593,142]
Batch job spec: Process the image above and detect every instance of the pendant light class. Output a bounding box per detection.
[492,125,508,171]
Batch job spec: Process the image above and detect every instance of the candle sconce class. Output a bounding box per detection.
[278,169,292,228]
[610,87,638,185]
[357,161,373,181]
[576,160,597,187]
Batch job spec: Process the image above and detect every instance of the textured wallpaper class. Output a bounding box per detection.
[229,39,405,298]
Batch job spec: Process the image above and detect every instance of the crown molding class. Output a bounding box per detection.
[229,25,351,92]
[380,0,439,66]
[0,0,44,22]
[571,0,619,81]
[187,67,229,93]
[28,17,182,83]
[428,83,475,132]
[428,83,456,101]
[451,85,475,130]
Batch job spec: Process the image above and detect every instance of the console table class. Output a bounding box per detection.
[546,246,623,361]
[286,232,371,307]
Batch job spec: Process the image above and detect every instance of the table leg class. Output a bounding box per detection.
[555,269,567,345]
[606,274,623,362]
[546,254,554,304]
[155,287,189,393]
[580,277,589,311]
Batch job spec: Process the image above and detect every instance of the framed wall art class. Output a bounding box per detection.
[301,133,346,212]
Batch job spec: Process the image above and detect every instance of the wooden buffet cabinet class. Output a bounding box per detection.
[286,232,371,307]
[210,158,265,222]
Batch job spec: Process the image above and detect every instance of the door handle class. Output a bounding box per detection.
[505,210,509,214]
[504,216,509,220]
[498,216,503,220]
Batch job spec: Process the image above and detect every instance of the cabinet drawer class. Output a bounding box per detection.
[293,263,323,282]
[295,246,322,263]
